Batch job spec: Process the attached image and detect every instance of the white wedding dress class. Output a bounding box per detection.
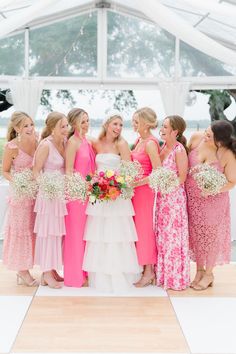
[82,153,141,293]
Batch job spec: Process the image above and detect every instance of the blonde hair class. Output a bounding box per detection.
[98,113,123,141]
[134,107,158,130]
[7,111,32,142]
[67,108,88,138]
[41,112,66,140]
[165,115,188,152]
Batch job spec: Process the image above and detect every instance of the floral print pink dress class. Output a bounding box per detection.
[154,142,190,290]
[3,140,35,270]
[186,147,231,267]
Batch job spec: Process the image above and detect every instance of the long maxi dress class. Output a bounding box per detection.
[82,153,141,293]
[185,146,231,268]
[34,137,67,272]
[154,142,190,290]
[131,136,159,267]
[3,140,35,271]
[64,135,95,287]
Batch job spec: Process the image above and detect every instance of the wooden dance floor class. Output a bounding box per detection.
[0,262,236,354]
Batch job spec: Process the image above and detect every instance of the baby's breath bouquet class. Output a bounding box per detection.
[65,173,87,202]
[119,160,143,199]
[149,167,179,194]
[37,171,64,200]
[120,160,143,184]
[11,168,38,200]
[190,164,227,196]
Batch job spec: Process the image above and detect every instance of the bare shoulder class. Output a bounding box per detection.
[86,135,97,146]
[67,135,80,147]
[91,138,100,150]
[117,138,129,150]
[146,139,159,150]
[190,131,204,141]
[189,131,204,148]
[37,139,50,153]
[223,149,236,164]
[66,135,81,150]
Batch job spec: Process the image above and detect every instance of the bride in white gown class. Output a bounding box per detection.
[82,112,141,293]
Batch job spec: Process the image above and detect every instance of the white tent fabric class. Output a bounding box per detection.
[135,0,236,67]
[0,0,17,10]
[0,0,59,39]
[159,81,190,117]
[182,0,236,20]
[9,79,44,119]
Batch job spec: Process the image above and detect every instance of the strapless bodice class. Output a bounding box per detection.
[95,153,120,172]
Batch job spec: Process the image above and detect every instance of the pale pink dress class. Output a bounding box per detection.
[64,136,95,287]
[154,143,190,290]
[131,136,159,266]
[3,140,35,270]
[34,137,67,272]
[186,147,231,267]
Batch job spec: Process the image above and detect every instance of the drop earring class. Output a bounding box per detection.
[17,133,21,143]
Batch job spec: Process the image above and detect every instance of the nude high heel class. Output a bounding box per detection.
[190,269,205,288]
[134,274,156,288]
[40,273,63,289]
[16,273,38,287]
[193,273,214,291]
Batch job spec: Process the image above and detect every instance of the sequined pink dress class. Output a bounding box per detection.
[64,136,95,287]
[186,147,231,267]
[34,137,67,272]
[131,136,159,266]
[154,143,190,290]
[3,140,35,271]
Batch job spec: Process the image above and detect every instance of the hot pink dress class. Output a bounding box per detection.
[34,137,67,272]
[3,140,35,271]
[154,143,190,290]
[186,147,231,267]
[64,136,95,287]
[131,136,159,266]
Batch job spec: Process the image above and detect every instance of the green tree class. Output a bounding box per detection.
[197,90,236,136]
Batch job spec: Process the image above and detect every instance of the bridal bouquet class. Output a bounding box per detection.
[149,167,179,194]
[65,173,87,202]
[189,163,227,196]
[86,169,130,204]
[11,169,38,200]
[37,171,64,200]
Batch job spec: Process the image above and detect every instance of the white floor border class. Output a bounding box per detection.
[0,296,32,353]
[171,297,236,354]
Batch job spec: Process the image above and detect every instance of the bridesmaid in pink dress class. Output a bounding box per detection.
[131,107,161,287]
[154,115,190,290]
[33,112,68,289]
[64,108,95,287]
[186,120,236,290]
[2,111,38,286]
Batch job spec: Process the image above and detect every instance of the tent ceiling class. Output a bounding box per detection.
[0,0,236,53]
[0,0,236,89]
